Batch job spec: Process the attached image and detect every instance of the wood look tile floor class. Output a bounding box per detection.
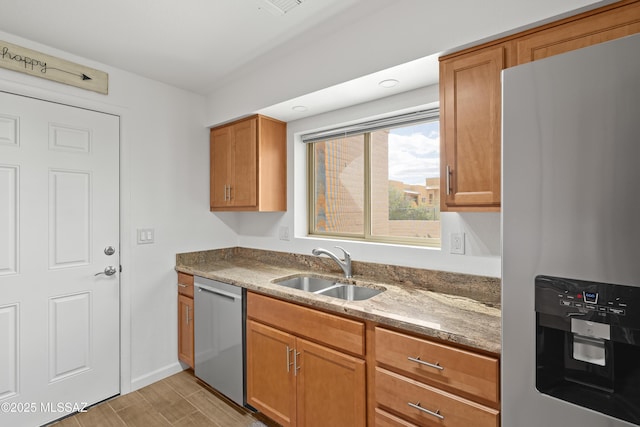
[50,370,279,427]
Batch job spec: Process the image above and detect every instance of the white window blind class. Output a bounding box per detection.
[300,108,439,144]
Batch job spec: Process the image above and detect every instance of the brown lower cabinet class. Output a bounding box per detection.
[246,292,366,427]
[374,327,500,427]
[177,272,194,369]
[245,291,500,426]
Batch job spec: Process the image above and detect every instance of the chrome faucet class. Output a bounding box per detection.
[312,246,352,278]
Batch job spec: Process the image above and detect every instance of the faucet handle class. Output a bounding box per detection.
[334,246,351,259]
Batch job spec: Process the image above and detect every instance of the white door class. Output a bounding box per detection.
[0,92,120,427]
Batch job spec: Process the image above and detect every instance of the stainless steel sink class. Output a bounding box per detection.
[272,275,384,301]
[315,284,383,301]
[274,276,338,292]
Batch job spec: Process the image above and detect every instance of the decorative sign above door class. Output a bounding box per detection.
[0,40,108,94]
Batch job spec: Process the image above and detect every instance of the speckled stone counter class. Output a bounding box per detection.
[176,247,501,354]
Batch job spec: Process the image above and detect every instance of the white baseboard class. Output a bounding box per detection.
[129,362,186,392]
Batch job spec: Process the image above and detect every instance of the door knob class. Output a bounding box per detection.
[95,266,117,276]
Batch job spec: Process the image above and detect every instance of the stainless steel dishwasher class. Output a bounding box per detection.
[194,276,245,406]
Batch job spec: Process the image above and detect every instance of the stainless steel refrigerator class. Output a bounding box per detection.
[502,33,640,426]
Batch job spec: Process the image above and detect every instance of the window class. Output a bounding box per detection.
[305,110,440,247]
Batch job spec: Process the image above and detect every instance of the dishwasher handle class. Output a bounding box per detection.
[196,285,241,301]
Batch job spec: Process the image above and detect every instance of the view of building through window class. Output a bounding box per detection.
[310,119,441,246]
[312,135,365,235]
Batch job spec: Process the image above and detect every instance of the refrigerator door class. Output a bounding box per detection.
[502,33,640,427]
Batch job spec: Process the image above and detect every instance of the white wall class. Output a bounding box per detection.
[0,31,237,392]
[205,0,605,126]
[234,86,502,277]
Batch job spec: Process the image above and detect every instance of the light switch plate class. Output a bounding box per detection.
[450,232,465,255]
[137,228,155,244]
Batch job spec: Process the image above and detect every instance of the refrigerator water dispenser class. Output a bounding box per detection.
[535,275,640,424]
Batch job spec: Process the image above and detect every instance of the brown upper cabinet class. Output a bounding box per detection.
[440,43,509,211]
[516,1,640,64]
[439,0,640,212]
[210,114,287,212]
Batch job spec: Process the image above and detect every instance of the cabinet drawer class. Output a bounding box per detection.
[177,272,194,298]
[375,408,420,427]
[375,327,499,404]
[376,368,499,427]
[247,292,364,356]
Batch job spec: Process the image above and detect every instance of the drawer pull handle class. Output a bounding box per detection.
[408,402,444,420]
[408,356,444,370]
[178,284,188,288]
[294,351,301,376]
[286,346,294,373]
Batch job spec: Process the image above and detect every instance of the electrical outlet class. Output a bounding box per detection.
[450,232,465,255]
[278,226,290,241]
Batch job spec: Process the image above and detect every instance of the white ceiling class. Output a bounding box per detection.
[0,0,392,94]
[0,0,608,123]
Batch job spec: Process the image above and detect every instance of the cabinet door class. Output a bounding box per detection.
[246,320,296,427]
[440,44,505,211]
[177,294,194,369]
[296,338,366,427]
[230,117,257,207]
[516,1,640,64]
[210,126,232,208]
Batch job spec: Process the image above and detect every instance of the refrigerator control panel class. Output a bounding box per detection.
[536,275,639,326]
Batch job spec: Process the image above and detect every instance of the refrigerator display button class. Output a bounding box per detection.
[608,307,626,315]
[598,306,608,312]
[560,300,572,306]
[585,305,597,311]
[583,291,598,304]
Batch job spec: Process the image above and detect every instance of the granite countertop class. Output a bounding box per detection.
[176,248,501,354]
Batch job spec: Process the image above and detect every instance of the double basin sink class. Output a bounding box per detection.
[272,275,384,301]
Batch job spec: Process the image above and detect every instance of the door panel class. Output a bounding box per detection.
[441,45,503,209]
[210,126,232,208]
[0,114,18,146]
[0,304,18,400]
[0,92,120,427]
[48,292,91,381]
[231,118,257,207]
[49,170,91,268]
[0,165,18,275]
[49,123,91,153]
